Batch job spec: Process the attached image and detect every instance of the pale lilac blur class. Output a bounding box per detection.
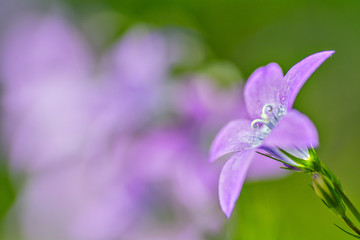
[0,14,254,240]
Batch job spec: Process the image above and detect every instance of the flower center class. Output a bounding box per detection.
[251,104,285,131]
[249,104,286,147]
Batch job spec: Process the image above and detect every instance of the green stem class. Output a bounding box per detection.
[335,184,360,224]
[342,215,360,236]
[335,224,360,239]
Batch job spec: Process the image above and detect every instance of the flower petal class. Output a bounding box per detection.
[219,150,254,218]
[281,51,334,109]
[262,109,318,148]
[246,150,287,180]
[209,119,256,162]
[244,63,284,119]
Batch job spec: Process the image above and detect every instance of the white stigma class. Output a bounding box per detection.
[251,104,276,129]
[250,103,286,148]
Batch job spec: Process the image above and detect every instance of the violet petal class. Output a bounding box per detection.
[246,149,287,180]
[218,150,254,218]
[244,63,284,119]
[262,109,319,148]
[209,119,256,162]
[281,50,334,109]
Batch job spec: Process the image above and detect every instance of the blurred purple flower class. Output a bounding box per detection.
[0,16,171,173]
[99,27,171,129]
[115,129,222,240]
[0,14,234,240]
[0,15,96,173]
[209,51,334,217]
[1,14,93,83]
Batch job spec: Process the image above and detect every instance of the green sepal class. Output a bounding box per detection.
[307,148,322,172]
[278,148,308,167]
[255,151,302,170]
[280,167,297,171]
[321,164,342,189]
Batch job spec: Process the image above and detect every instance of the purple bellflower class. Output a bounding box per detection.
[210,51,334,217]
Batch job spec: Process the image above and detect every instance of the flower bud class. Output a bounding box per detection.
[312,173,346,216]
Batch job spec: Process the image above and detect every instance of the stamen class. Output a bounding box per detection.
[261,104,273,121]
[251,104,274,129]
[251,119,266,129]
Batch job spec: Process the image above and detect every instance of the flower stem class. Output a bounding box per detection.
[260,148,360,237]
[342,215,360,236]
[335,184,360,224]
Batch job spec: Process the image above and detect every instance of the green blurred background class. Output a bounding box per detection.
[2,0,360,239]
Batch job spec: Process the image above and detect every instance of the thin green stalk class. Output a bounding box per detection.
[335,224,360,239]
[335,184,360,224]
[342,215,360,236]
